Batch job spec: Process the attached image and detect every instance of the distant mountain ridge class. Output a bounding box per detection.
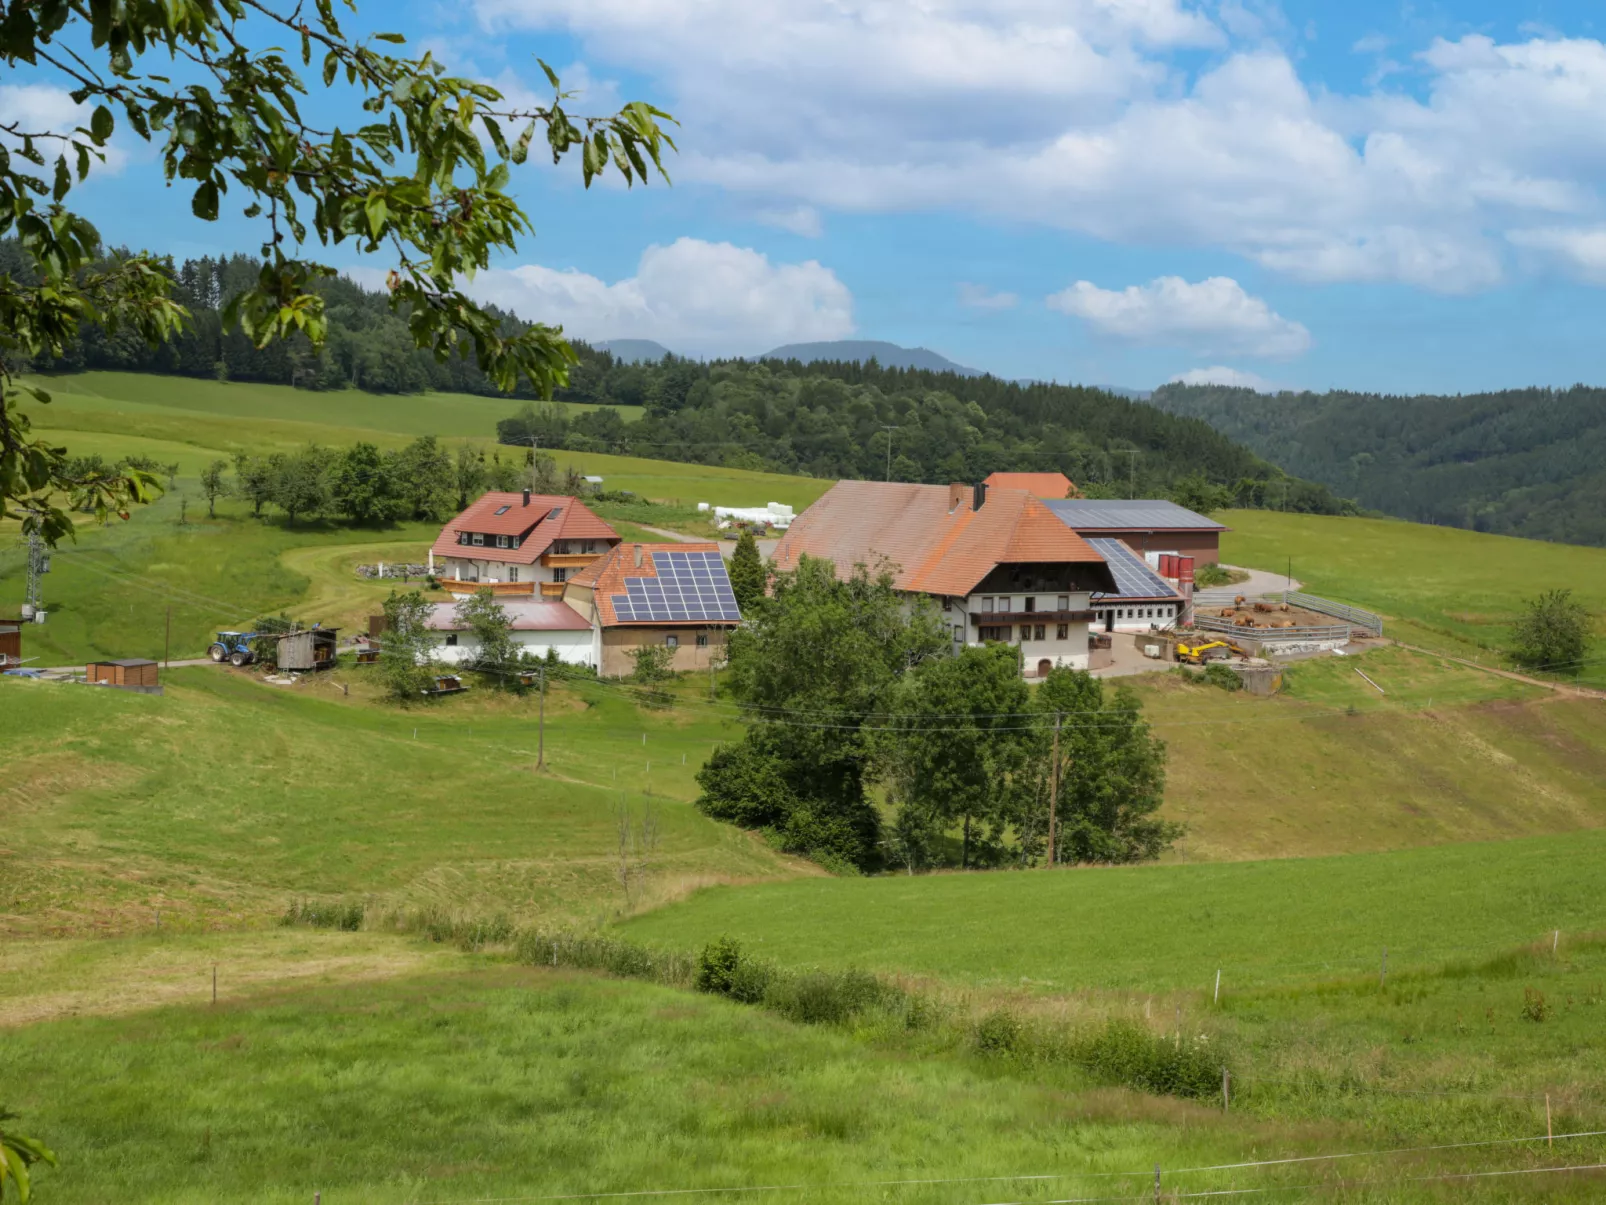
[594,339,675,364]
[759,339,984,377]
[1150,381,1606,547]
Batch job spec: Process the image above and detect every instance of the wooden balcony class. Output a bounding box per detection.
[441,580,537,597]
[542,551,604,568]
[539,581,567,599]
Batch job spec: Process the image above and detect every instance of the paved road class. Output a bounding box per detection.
[1194,565,1302,607]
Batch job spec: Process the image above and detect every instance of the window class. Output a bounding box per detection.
[1058,595,1069,611]
[1056,623,1068,639]
[493,505,511,515]
[457,531,469,545]
[941,597,951,612]
[554,541,570,555]
[445,633,458,646]
[1025,597,1037,613]
[509,568,519,583]
[665,634,679,648]
[471,532,484,546]
[954,624,964,642]
[1147,608,1154,619]
[979,625,1009,641]
[695,633,708,648]
[496,535,509,549]
[511,537,520,549]
[998,597,1012,613]
[1034,624,1046,641]
[583,541,597,554]
[981,596,994,612]
[553,568,568,583]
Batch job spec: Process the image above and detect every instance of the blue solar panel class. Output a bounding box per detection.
[1087,538,1177,602]
[609,550,743,623]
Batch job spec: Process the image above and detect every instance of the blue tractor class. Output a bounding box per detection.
[208,631,263,667]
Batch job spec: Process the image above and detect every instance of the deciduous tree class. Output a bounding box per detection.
[1510,588,1591,676]
[455,588,518,683]
[199,458,229,518]
[0,0,673,546]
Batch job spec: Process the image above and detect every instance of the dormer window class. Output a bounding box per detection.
[496,535,510,549]
[471,533,484,546]
[511,537,520,549]
[458,532,470,546]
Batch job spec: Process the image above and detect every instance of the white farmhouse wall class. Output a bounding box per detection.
[429,628,593,667]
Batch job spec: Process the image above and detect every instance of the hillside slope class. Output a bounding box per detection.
[1151,382,1606,546]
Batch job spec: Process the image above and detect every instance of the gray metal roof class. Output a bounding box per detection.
[1044,499,1226,531]
[1086,539,1180,602]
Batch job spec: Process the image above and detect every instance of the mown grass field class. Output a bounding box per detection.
[1222,511,1606,684]
[0,666,787,938]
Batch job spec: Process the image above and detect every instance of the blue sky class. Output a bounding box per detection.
[9,0,1606,393]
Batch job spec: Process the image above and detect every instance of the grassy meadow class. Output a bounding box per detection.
[1222,511,1606,684]
[4,372,1606,1202]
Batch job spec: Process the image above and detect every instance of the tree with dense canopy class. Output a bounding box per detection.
[0,0,673,547]
[728,529,766,614]
[1509,589,1591,677]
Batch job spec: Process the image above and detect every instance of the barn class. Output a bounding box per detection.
[1044,499,1228,563]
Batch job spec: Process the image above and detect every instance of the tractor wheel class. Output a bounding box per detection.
[230,650,251,667]
[208,643,228,662]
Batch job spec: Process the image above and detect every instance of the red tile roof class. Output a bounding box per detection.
[430,493,619,566]
[425,600,592,632]
[772,481,1114,597]
[983,471,1076,499]
[567,542,742,627]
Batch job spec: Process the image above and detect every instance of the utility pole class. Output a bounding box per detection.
[1048,712,1061,867]
[537,666,546,770]
[880,424,899,481]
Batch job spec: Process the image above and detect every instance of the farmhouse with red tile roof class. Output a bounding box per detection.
[772,481,1117,676]
[428,490,620,598]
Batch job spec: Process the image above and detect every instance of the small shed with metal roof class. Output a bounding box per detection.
[1044,499,1228,562]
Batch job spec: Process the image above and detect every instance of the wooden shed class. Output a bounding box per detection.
[0,620,22,668]
[275,628,340,671]
[87,659,159,687]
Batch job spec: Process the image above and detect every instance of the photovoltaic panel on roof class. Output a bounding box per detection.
[1086,538,1177,601]
[609,550,742,623]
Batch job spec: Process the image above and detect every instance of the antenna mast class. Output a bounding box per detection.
[23,527,48,622]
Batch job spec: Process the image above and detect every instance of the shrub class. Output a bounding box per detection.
[696,937,745,995]
[1521,987,1550,1023]
[1066,1020,1222,1099]
[975,1010,1023,1056]
[280,899,364,931]
[1202,662,1242,692]
[766,968,893,1026]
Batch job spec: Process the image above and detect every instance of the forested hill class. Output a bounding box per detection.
[6,242,1349,511]
[1149,383,1606,547]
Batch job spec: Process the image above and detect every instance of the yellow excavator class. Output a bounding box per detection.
[1175,637,1247,665]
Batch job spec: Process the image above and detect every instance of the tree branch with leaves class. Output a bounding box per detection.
[0,0,675,545]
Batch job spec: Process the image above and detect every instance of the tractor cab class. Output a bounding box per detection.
[208,631,262,667]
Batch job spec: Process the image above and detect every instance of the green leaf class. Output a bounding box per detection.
[191,179,219,220]
[52,155,70,200]
[374,32,407,43]
[537,58,561,89]
[90,104,114,144]
[364,193,388,238]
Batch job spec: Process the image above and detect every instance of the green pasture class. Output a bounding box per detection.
[1135,647,1606,860]
[1222,511,1606,682]
[622,827,1606,991]
[0,666,780,938]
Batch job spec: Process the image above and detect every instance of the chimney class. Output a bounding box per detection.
[633,543,643,568]
[972,482,988,511]
[522,488,531,507]
[948,483,965,513]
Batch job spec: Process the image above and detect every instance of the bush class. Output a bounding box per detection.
[1202,662,1242,691]
[975,1010,1023,1056]
[280,899,364,931]
[696,937,745,995]
[765,968,892,1026]
[1066,1020,1222,1099]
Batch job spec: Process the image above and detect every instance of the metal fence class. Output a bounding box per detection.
[1194,616,1352,642]
[1282,591,1384,636]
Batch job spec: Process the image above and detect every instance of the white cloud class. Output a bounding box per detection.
[957,282,1019,310]
[753,205,824,237]
[454,237,854,355]
[1047,275,1311,357]
[1508,225,1606,282]
[467,6,1606,293]
[1170,366,1275,390]
[0,83,129,173]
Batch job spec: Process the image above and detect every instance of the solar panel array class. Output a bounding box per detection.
[1087,538,1176,601]
[610,550,742,623]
